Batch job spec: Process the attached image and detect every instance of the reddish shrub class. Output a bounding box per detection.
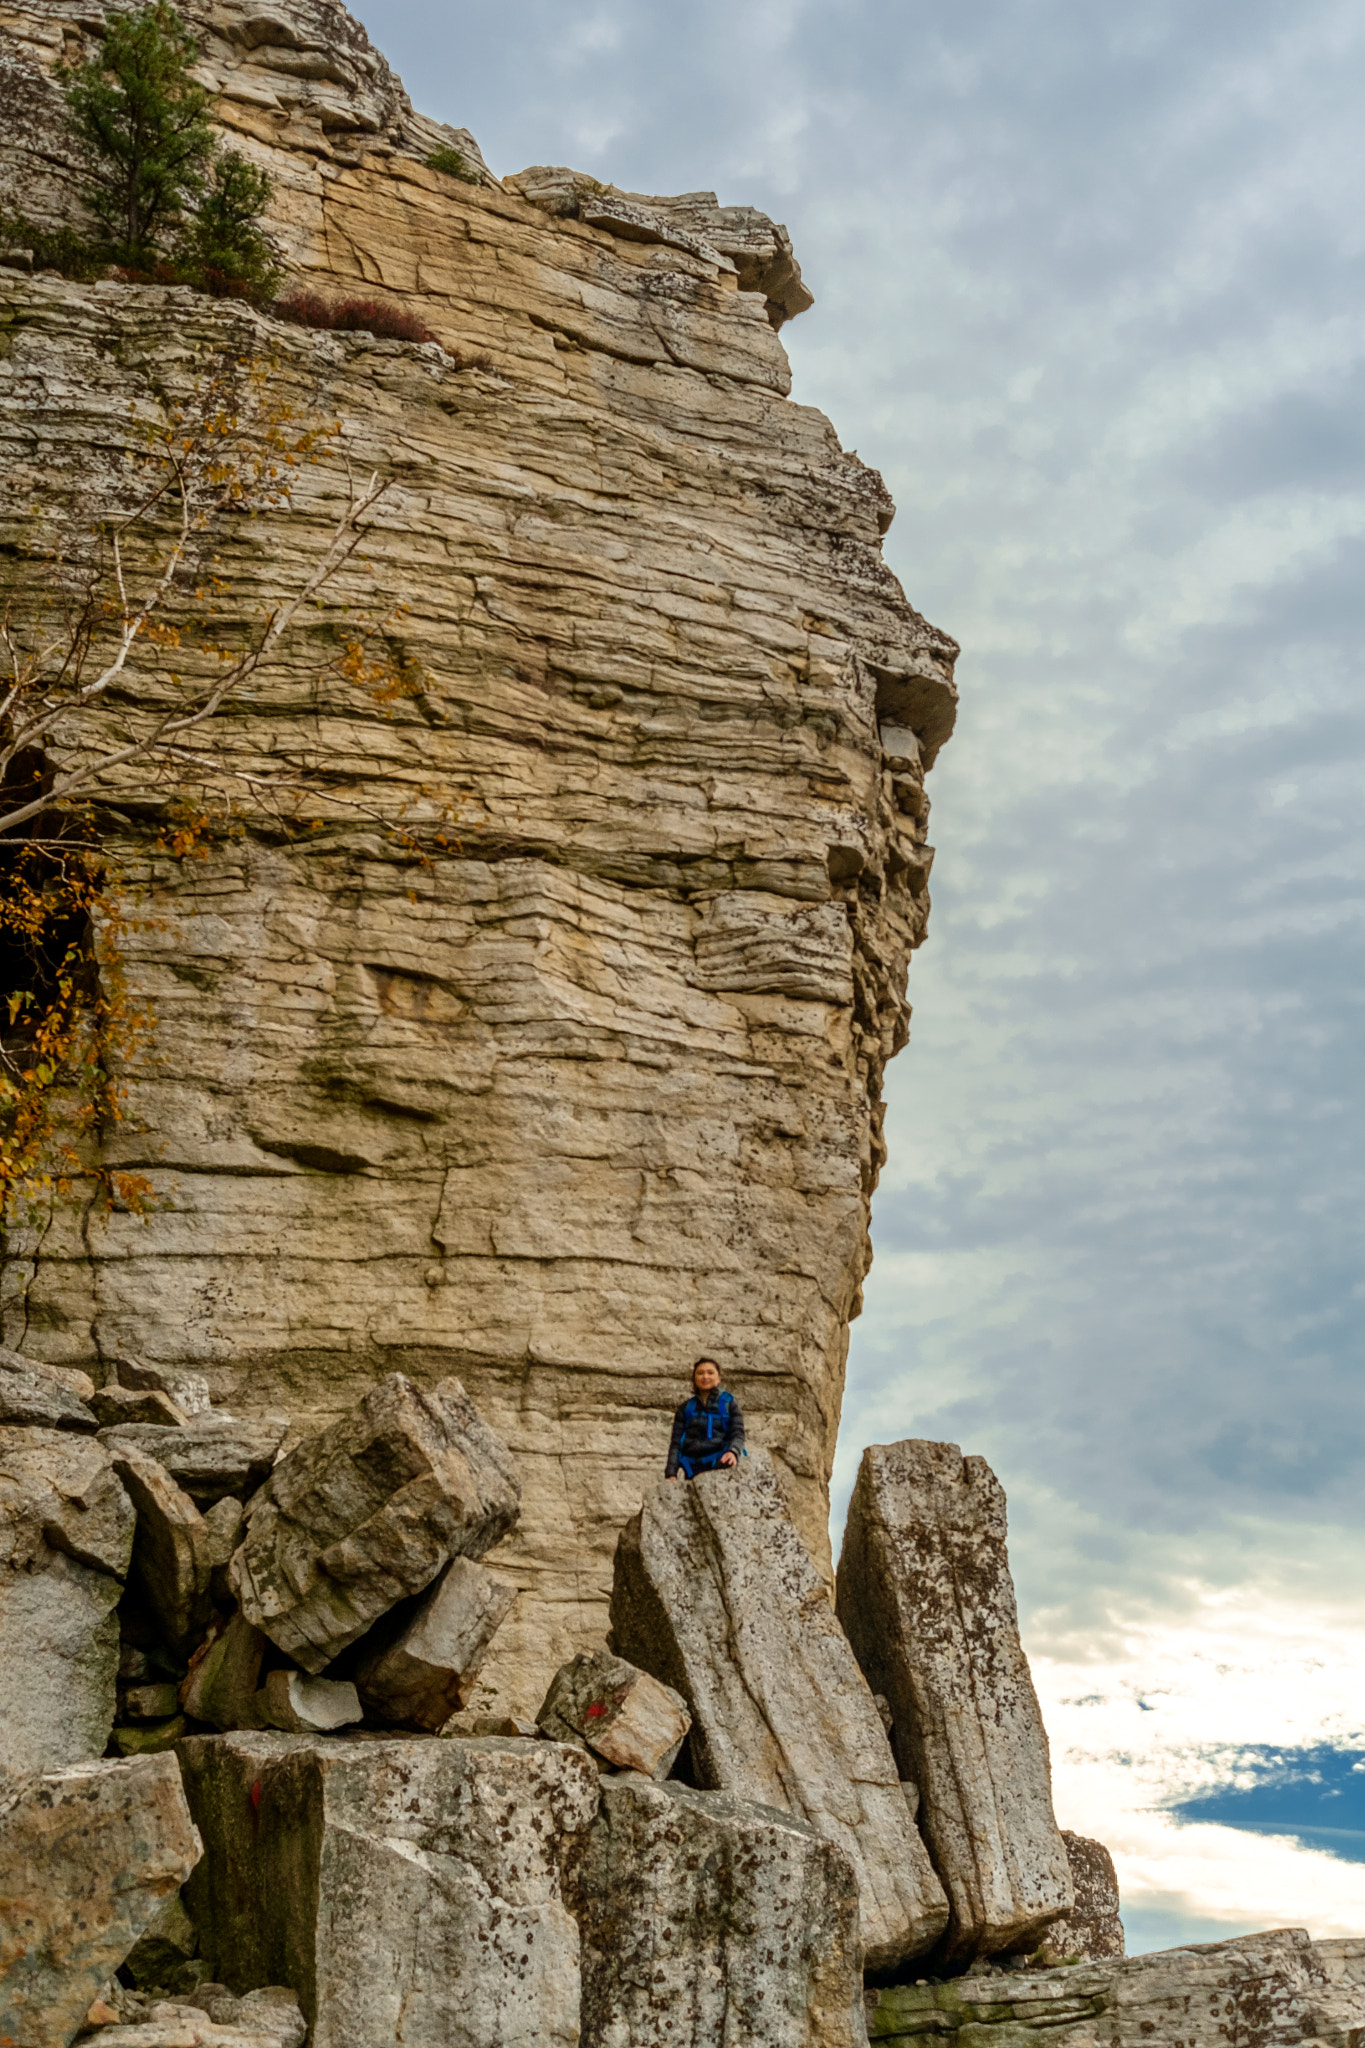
[274,289,438,344]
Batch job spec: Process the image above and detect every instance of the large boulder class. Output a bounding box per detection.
[354,1554,516,1730]
[0,1752,203,2048]
[836,1440,1072,1962]
[0,1426,135,1776]
[178,1730,598,2048]
[567,1774,863,2048]
[0,1354,96,1430]
[229,1375,520,1673]
[867,1927,1365,2047]
[610,1454,947,1969]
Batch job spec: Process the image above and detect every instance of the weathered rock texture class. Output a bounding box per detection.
[1051,1831,1125,1963]
[178,1730,600,2048]
[611,1454,948,1967]
[566,1774,863,2048]
[867,1928,1365,2048]
[537,1647,690,1778]
[0,1752,202,2048]
[0,1425,135,1776]
[0,0,957,1718]
[230,1373,519,1670]
[836,1440,1071,1962]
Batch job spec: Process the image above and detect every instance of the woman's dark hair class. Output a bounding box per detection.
[691,1356,722,1384]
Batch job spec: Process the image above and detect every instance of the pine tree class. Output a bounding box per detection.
[180,150,281,301]
[59,2,216,267]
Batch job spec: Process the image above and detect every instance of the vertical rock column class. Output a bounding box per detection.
[836,1440,1072,1963]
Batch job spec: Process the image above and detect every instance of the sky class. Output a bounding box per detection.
[364,0,1365,1951]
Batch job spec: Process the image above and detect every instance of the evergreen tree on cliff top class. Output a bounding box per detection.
[58,2,216,268]
[57,1,279,296]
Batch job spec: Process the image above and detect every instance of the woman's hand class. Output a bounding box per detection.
[720,1451,737,1468]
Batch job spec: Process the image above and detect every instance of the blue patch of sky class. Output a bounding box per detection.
[1172,1746,1365,1865]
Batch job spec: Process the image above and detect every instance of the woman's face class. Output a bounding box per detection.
[693,1361,720,1394]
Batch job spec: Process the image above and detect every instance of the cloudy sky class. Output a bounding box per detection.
[368,0,1365,1950]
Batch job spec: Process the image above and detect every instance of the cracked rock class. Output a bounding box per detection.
[536,1647,690,1779]
[354,1553,516,1730]
[611,1452,948,1969]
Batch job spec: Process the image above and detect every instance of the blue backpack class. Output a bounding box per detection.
[678,1390,740,1478]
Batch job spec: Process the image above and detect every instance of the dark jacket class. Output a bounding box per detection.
[665,1388,745,1478]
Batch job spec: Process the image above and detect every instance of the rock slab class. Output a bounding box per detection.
[837,1439,1071,1961]
[611,1453,947,1968]
[1050,1832,1125,1962]
[0,1426,135,1777]
[354,1554,515,1730]
[867,1927,1365,2047]
[178,1730,599,2048]
[567,1773,862,2048]
[0,1753,202,2048]
[230,1374,520,1673]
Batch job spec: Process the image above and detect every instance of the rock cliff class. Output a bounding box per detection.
[0,0,956,1716]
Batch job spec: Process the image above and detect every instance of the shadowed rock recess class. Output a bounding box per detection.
[0,0,956,1725]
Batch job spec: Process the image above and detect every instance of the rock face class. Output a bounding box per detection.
[0,1426,135,1776]
[867,1928,1365,2047]
[611,1454,948,1968]
[354,1555,516,1729]
[537,1648,691,1778]
[0,1752,202,2048]
[0,0,957,1718]
[836,1440,1071,1961]
[566,1774,863,2048]
[1051,1832,1125,1963]
[230,1373,519,1671]
[178,1731,600,2048]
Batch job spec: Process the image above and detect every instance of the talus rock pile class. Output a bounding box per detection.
[611,1452,948,1968]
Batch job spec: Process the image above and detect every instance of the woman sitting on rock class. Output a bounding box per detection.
[665,1357,745,1480]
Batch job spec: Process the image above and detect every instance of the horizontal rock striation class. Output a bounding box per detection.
[0,0,956,1717]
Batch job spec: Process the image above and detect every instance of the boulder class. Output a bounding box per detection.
[190,1984,307,2048]
[0,1426,135,1776]
[836,1440,1072,1962]
[354,1555,516,1730]
[107,1445,214,1656]
[1046,1833,1124,1963]
[567,1774,863,2048]
[0,1752,203,2047]
[180,1614,267,1731]
[100,1415,289,1508]
[92,1387,190,1428]
[537,1648,690,1779]
[178,1730,598,2048]
[78,2010,298,2046]
[229,1375,520,1674]
[866,1927,1365,2047]
[113,1354,214,1418]
[0,1344,96,1401]
[0,1356,96,1431]
[257,1670,362,1734]
[610,1455,948,1969]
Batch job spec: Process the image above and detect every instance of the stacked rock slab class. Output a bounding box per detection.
[611,1453,947,1968]
[0,1753,202,2048]
[566,1775,863,2048]
[836,1440,1072,1961]
[1051,1832,1125,1963]
[867,1928,1365,2047]
[230,1374,520,1671]
[0,0,959,1720]
[177,1732,600,2048]
[0,1425,136,1776]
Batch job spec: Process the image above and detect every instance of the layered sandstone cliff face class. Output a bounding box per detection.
[0,0,957,1715]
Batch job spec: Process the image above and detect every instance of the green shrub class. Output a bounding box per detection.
[0,210,105,281]
[423,147,481,186]
[178,150,280,304]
